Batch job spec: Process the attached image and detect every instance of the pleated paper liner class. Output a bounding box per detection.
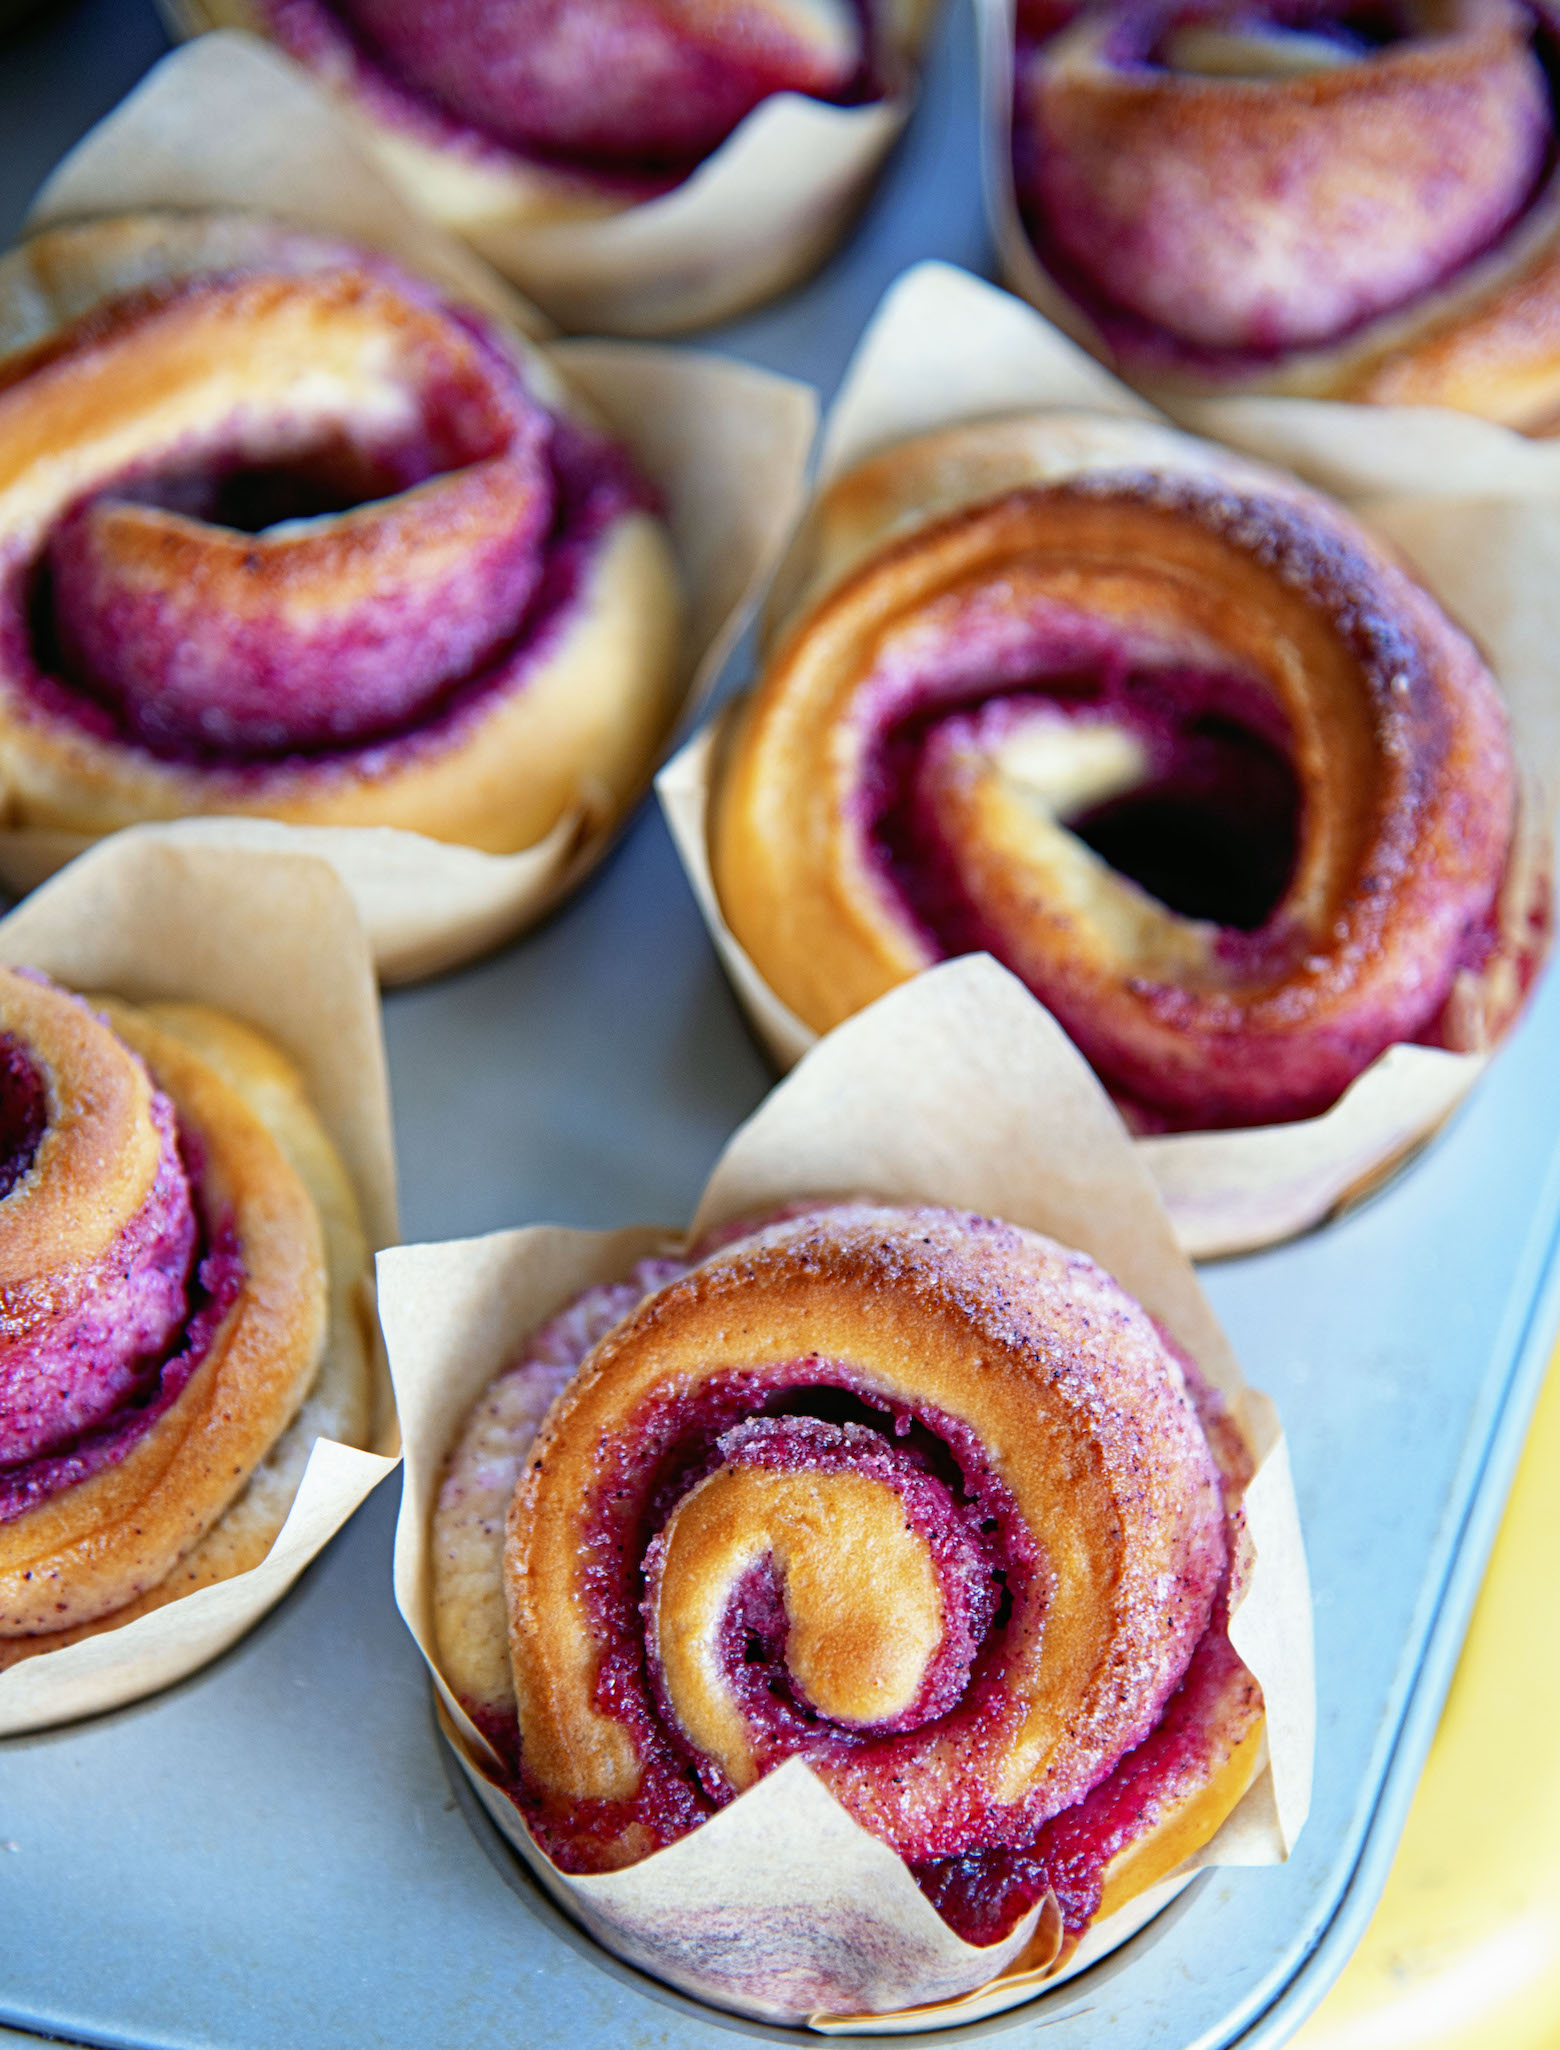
[0,34,818,983]
[0,830,402,1734]
[658,262,1558,1259]
[163,0,934,336]
[378,955,1314,2027]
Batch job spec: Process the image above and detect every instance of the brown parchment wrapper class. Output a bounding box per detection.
[161,10,925,337]
[0,829,401,1736]
[378,953,1314,2028]
[0,36,818,984]
[658,260,1559,1258]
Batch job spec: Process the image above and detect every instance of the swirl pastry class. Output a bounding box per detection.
[711,411,1529,1131]
[0,213,681,851]
[1010,0,1560,426]
[432,1203,1264,1963]
[0,965,372,1660]
[184,0,875,221]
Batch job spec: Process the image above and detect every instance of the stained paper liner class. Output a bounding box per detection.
[658,260,1560,1258]
[162,8,927,336]
[0,829,401,1735]
[0,35,818,984]
[377,955,1314,2028]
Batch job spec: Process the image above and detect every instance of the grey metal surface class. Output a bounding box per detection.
[1,5,1557,2047]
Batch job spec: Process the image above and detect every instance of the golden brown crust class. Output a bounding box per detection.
[433,1203,1263,1959]
[1095,1696,1264,1927]
[714,413,1521,1126]
[506,1205,1226,1844]
[0,997,375,1652]
[0,214,684,854]
[0,516,683,854]
[0,971,160,1284]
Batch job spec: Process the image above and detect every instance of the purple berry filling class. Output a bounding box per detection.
[44,407,556,754]
[259,0,878,189]
[1013,0,1559,375]
[641,1415,1002,1778]
[459,1225,1249,1952]
[4,400,656,776]
[0,1089,200,1467]
[0,1217,244,1525]
[0,1035,46,1204]
[0,1001,247,1518]
[505,1357,1051,1876]
[865,656,1301,947]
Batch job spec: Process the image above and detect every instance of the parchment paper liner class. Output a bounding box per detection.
[657,260,1560,1259]
[0,829,401,1736]
[162,6,928,337]
[378,954,1314,2028]
[0,35,818,985]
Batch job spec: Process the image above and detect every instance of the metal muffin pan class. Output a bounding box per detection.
[3,5,1559,2045]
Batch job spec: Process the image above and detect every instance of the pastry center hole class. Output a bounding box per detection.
[104,427,452,533]
[866,667,1302,944]
[1069,711,1300,929]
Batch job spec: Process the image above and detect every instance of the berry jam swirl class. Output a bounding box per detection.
[1013,0,1560,389]
[433,1203,1264,1951]
[0,218,676,852]
[0,973,242,1525]
[713,416,1525,1130]
[249,0,875,191]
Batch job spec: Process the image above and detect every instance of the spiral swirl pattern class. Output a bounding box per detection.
[0,972,200,1471]
[1012,0,1560,419]
[713,414,1522,1130]
[0,969,330,1639]
[0,216,680,850]
[434,1203,1262,1950]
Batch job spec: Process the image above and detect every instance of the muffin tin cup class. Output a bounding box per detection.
[163,3,932,337]
[0,34,818,984]
[0,828,401,1736]
[377,953,1313,2030]
[659,260,1560,1260]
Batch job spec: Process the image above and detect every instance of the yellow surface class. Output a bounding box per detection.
[1292,1337,1560,2050]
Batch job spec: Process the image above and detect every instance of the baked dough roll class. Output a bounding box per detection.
[1008,0,1560,427]
[0,213,682,853]
[432,1203,1264,1968]
[0,965,373,1659]
[167,1,921,331]
[711,411,1529,1130]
